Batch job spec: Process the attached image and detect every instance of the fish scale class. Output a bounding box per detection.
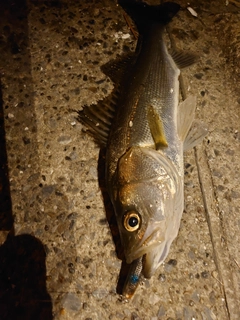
[129,29,179,152]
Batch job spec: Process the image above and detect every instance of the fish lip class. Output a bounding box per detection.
[125,244,154,264]
[125,225,164,264]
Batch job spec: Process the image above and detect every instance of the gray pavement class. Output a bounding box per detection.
[0,0,239,319]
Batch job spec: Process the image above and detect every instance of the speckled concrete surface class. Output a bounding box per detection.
[0,0,240,319]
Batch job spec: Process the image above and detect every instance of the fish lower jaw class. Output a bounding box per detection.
[125,251,158,280]
[126,240,169,279]
[125,227,165,264]
[125,241,162,266]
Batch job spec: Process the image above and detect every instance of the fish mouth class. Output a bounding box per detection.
[124,239,168,286]
[122,244,167,299]
[125,224,165,265]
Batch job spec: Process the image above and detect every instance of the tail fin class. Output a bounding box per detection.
[118,1,180,30]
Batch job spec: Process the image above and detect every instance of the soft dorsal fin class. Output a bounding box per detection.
[184,120,208,151]
[170,49,198,69]
[101,53,137,84]
[177,95,196,141]
[147,105,168,149]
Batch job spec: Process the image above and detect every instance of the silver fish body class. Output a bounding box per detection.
[78,0,207,299]
[106,25,182,177]
[106,3,187,280]
[108,55,183,279]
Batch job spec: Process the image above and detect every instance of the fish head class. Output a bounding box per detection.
[112,146,183,278]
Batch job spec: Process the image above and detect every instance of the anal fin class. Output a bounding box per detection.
[170,49,198,69]
[177,95,208,150]
[177,95,196,142]
[184,120,208,151]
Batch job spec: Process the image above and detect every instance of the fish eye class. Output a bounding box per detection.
[123,211,141,232]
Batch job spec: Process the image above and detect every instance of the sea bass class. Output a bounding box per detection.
[78,0,207,298]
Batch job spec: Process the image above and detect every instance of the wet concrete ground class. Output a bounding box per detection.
[0,0,240,319]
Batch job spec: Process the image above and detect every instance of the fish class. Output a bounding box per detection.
[78,0,207,299]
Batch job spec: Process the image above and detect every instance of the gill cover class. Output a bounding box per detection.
[112,146,181,268]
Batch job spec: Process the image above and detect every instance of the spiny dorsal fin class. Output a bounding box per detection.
[170,49,198,69]
[77,89,119,146]
[147,105,168,150]
[78,54,136,146]
[78,53,137,146]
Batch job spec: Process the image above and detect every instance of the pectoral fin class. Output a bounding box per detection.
[184,120,208,151]
[147,105,168,149]
[177,95,196,142]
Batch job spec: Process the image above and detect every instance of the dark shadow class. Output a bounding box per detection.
[0,0,53,318]
[97,149,132,295]
[0,80,52,319]
[0,80,14,232]
[0,234,52,320]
